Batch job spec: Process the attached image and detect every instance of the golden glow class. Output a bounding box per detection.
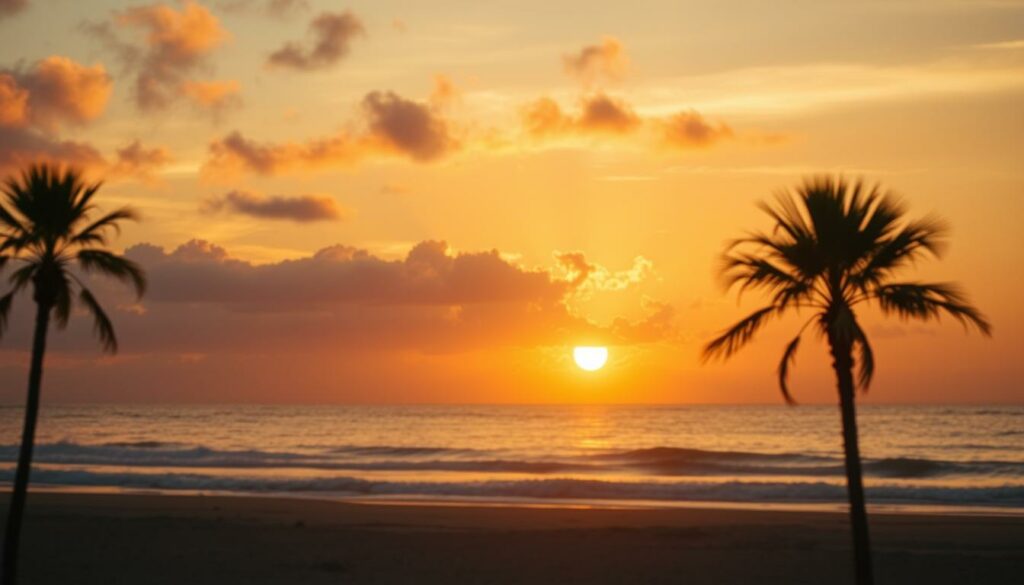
[573,346,609,371]
[1,1,1018,404]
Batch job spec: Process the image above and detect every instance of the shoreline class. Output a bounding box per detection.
[5,490,1023,584]
[20,484,1024,518]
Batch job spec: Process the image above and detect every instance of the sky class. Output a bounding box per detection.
[0,0,1021,404]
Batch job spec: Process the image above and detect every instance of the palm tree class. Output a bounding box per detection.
[0,163,145,585]
[702,176,990,585]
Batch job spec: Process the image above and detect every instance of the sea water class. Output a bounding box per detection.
[1,404,1022,511]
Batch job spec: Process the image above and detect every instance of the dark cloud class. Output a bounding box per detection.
[0,0,27,19]
[204,90,455,176]
[203,190,345,222]
[267,11,364,71]
[362,91,454,161]
[128,239,567,307]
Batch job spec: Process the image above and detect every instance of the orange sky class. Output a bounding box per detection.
[0,0,1021,404]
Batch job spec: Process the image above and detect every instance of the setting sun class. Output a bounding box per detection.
[573,346,609,371]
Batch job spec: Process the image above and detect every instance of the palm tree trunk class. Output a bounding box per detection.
[2,300,52,585]
[829,334,874,585]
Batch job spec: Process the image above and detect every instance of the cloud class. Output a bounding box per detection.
[362,90,454,161]
[578,93,641,133]
[0,57,112,132]
[267,11,364,71]
[659,110,733,149]
[563,37,628,85]
[88,0,229,111]
[0,75,28,127]
[204,130,370,176]
[203,190,346,222]
[556,252,653,299]
[0,56,112,174]
[110,140,172,181]
[0,0,27,18]
[180,79,242,112]
[0,126,105,174]
[521,93,736,151]
[203,89,455,176]
[523,93,640,137]
[126,239,568,308]
[88,240,674,354]
[0,239,677,400]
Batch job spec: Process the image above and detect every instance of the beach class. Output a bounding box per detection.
[5,492,1023,584]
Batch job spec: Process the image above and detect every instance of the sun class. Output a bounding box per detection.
[573,346,608,371]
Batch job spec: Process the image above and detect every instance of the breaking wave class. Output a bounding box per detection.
[2,442,1022,480]
[2,467,1024,507]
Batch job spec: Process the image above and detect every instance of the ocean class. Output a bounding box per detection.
[2,404,1022,512]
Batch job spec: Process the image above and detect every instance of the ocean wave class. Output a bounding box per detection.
[101,441,181,449]
[0,442,594,474]
[3,467,1024,507]
[2,442,1022,480]
[325,445,475,457]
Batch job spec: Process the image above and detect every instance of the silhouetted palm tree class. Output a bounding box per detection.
[1,163,145,585]
[703,177,990,585]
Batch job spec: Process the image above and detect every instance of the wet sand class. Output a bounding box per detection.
[4,492,1023,584]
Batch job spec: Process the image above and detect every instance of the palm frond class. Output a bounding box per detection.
[874,282,992,335]
[0,202,28,236]
[8,263,36,292]
[703,306,778,361]
[0,290,15,337]
[78,286,117,353]
[851,321,874,391]
[69,208,140,248]
[777,333,801,405]
[51,272,74,329]
[849,216,948,291]
[77,250,147,298]
[722,253,805,297]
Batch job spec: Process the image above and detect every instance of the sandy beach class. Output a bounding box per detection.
[2,492,1021,584]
